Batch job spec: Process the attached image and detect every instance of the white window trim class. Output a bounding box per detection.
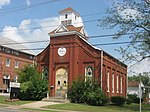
[112,73,114,93]
[85,66,93,81]
[85,67,87,81]
[15,60,19,68]
[6,58,10,67]
[107,71,110,92]
[120,77,123,93]
[117,75,119,93]
[14,75,18,82]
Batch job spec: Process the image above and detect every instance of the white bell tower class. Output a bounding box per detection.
[59,7,84,27]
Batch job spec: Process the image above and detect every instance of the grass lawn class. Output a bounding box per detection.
[0,95,35,105]
[22,108,57,112]
[44,103,150,112]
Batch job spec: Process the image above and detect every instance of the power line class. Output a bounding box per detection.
[17,40,146,51]
[0,0,61,17]
[0,14,148,33]
[0,18,99,33]
[0,31,144,46]
[0,0,106,18]
[0,10,108,32]
[88,32,144,38]
[0,0,54,12]
[0,40,49,46]
[81,12,106,17]
[0,5,107,31]
[0,17,146,33]
[0,16,99,32]
[93,41,145,46]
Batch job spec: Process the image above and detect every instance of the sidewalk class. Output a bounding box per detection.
[2,101,81,112]
[0,94,80,112]
[0,93,10,97]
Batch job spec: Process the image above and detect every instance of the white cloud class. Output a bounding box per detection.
[119,8,142,20]
[128,58,150,75]
[26,0,31,6]
[0,17,59,55]
[0,0,11,8]
[115,1,142,20]
[19,19,31,33]
[2,26,24,42]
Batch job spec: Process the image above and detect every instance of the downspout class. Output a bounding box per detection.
[101,50,103,89]
[126,72,128,98]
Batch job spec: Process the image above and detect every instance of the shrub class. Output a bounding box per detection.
[127,94,143,104]
[67,79,91,103]
[87,88,108,106]
[111,96,126,106]
[127,94,137,103]
[68,79,108,106]
[126,98,132,105]
[133,97,143,104]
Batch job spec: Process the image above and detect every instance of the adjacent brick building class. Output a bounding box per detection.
[0,38,35,92]
[37,7,127,97]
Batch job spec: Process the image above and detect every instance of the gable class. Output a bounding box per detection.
[55,24,68,33]
[83,50,95,61]
[80,27,85,35]
[37,45,50,62]
[78,38,100,61]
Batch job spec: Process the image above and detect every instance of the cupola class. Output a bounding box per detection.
[49,7,88,40]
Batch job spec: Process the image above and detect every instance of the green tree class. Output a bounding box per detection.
[99,0,150,63]
[128,72,150,102]
[128,75,140,81]
[128,72,150,85]
[18,65,48,100]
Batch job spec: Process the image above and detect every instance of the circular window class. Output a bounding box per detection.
[58,46,66,56]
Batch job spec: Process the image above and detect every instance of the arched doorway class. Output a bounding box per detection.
[55,68,68,97]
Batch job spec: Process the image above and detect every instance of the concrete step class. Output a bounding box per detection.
[42,97,70,103]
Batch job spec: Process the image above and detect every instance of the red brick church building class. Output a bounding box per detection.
[36,7,127,98]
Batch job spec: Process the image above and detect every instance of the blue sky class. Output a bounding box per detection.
[0,0,125,57]
[0,0,149,74]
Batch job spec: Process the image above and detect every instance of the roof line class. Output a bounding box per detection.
[49,31,127,67]
[59,7,80,16]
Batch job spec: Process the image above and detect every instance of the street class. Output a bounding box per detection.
[0,107,27,112]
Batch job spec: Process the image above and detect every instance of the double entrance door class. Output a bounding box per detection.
[55,68,68,98]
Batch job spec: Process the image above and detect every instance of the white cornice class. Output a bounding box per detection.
[59,9,80,17]
[49,31,82,38]
[49,31,102,51]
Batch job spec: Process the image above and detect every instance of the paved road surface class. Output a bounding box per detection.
[19,101,60,108]
[0,108,27,112]
[0,94,80,112]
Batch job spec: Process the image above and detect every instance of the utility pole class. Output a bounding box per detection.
[132,71,142,112]
[139,73,142,112]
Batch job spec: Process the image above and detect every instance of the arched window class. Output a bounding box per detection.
[120,77,123,93]
[117,75,119,93]
[85,66,93,81]
[107,71,110,92]
[42,67,49,80]
[65,14,68,19]
[112,73,114,93]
